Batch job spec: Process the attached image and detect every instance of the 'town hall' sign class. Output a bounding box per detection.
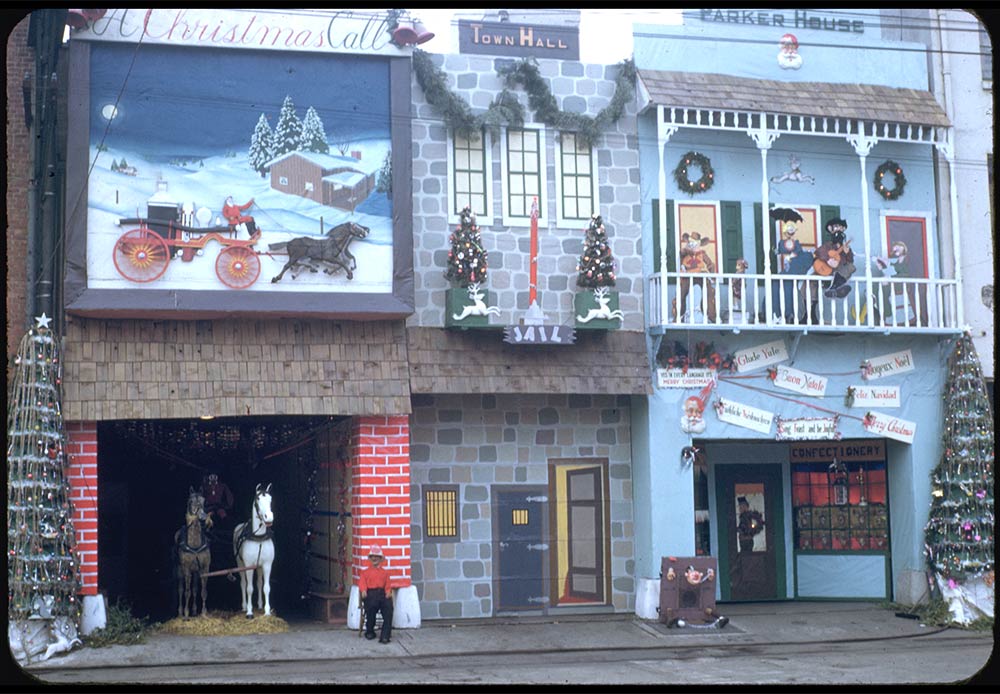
[459,20,580,60]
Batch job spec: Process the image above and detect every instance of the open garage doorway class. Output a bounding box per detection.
[97,415,352,622]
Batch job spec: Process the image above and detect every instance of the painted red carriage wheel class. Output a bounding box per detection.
[215,246,260,289]
[113,228,170,282]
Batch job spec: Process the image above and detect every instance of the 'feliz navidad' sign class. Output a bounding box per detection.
[848,385,901,408]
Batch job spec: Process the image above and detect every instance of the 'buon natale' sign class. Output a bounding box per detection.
[773,365,827,398]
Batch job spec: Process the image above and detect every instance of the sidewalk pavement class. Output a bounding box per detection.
[22,601,977,672]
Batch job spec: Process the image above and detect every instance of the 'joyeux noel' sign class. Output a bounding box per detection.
[848,385,901,408]
[776,416,841,441]
[773,365,827,398]
[657,368,716,389]
[863,411,916,444]
[714,398,775,434]
[862,350,915,381]
[733,340,788,373]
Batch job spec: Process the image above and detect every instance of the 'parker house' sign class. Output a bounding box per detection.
[458,20,580,59]
[698,9,865,34]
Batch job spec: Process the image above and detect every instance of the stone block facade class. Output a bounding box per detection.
[409,393,636,619]
[409,53,643,331]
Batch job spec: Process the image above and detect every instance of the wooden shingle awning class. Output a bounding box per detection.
[638,69,950,128]
[407,327,652,395]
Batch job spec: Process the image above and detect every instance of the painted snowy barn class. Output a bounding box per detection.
[266,151,378,210]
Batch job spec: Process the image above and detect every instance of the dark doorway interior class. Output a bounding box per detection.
[97,415,341,622]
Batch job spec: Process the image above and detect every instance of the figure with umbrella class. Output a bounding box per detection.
[768,207,813,322]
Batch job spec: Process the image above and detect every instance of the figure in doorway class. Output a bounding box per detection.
[676,232,717,322]
[737,496,765,553]
[222,196,257,237]
[876,240,925,326]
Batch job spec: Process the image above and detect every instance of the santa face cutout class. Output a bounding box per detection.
[681,396,707,434]
[778,33,802,69]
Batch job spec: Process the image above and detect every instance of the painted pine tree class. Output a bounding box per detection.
[273,95,303,158]
[576,214,617,288]
[248,113,275,177]
[444,205,488,288]
[7,315,82,626]
[300,106,330,154]
[924,331,995,623]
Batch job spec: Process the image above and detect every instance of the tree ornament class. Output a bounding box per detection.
[673,151,715,195]
[873,159,907,201]
[576,214,618,289]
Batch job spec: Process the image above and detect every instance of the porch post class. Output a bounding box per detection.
[750,123,778,321]
[936,130,964,328]
[849,133,878,327]
[656,106,676,326]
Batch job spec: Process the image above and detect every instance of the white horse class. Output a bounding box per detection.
[233,483,275,619]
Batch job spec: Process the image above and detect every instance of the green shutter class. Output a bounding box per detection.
[721,201,743,273]
[820,205,841,244]
[651,199,676,273]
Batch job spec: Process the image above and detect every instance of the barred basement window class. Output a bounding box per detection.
[424,486,459,541]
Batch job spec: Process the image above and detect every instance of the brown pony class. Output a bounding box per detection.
[174,487,212,618]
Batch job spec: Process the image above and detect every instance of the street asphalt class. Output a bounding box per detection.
[17,600,995,683]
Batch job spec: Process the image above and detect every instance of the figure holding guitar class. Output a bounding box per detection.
[811,219,855,299]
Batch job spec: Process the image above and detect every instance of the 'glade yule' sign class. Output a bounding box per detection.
[458,20,580,59]
[733,340,787,373]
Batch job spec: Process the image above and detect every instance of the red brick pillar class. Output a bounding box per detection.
[350,415,411,589]
[66,421,99,595]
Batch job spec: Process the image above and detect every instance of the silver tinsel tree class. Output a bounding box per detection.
[7,315,82,624]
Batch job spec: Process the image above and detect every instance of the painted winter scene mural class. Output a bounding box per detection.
[87,42,393,293]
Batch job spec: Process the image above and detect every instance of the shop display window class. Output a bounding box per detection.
[792,461,888,552]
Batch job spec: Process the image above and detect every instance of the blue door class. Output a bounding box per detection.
[495,487,547,611]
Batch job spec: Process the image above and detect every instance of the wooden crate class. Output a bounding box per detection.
[309,592,349,624]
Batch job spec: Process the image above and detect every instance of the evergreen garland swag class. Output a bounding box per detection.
[873,159,906,201]
[673,151,715,195]
[412,49,636,148]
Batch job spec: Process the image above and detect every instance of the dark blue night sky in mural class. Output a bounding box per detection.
[89,42,390,156]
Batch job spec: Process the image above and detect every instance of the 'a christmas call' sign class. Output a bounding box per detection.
[863,411,916,444]
[776,416,840,441]
[657,368,715,389]
[862,350,914,381]
[733,340,787,373]
[848,385,901,408]
[773,365,827,398]
[458,20,580,59]
[503,324,576,345]
[714,398,774,434]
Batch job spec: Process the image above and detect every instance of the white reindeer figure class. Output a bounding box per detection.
[769,154,815,185]
[576,286,625,323]
[452,282,500,321]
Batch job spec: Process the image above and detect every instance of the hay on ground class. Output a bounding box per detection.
[158,611,289,636]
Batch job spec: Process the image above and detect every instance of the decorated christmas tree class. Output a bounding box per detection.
[924,331,994,624]
[576,214,617,288]
[7,315,82,656]
[443,205,488,288]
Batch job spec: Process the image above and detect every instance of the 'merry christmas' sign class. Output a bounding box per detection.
[733,340,787,373]
[657,368,715,389]
[714,398,774,434]
[773,365,827,397]
[863,411,916,444]
[862,349,914,381]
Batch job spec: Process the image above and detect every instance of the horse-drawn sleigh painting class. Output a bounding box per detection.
[112,194,371,290]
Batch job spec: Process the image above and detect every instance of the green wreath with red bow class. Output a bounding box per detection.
[673,151,715,195]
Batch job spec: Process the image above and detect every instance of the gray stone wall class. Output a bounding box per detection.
[410,53,644,330]
[409,393,636,619]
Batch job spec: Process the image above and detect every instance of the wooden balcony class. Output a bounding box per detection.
[647,271,963,334]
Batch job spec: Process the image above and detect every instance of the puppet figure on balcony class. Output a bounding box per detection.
[676,232,717,322]
[769,208,813,322]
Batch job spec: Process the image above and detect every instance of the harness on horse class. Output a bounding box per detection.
[178,518,211,554]
[235,495,274,556]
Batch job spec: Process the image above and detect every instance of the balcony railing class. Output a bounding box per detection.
[647,271,962,334]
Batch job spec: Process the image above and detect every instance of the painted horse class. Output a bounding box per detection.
[233,483,275,618]
[270,221,370,283]
[174,487,211,618]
